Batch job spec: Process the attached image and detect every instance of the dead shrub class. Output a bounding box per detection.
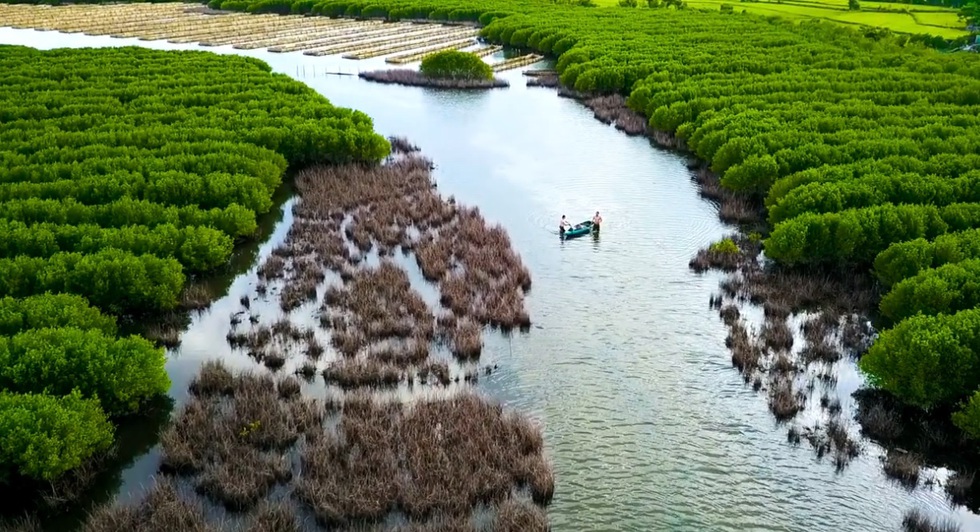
[264,354,286,371]
[803,417,860,471]
[718,304,739,326]
[726,321,760,373]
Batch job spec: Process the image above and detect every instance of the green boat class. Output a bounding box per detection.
[560,220,595,239]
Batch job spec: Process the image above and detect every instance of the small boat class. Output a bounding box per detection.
[561,220,595,239]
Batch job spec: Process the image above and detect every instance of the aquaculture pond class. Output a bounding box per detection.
[0,25,977,532]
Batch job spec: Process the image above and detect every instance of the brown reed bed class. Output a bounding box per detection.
[295,391,552,525]
[274,151,530,377]
[82,477,220,532]
[160,362,321,511]
[359,69,509,89]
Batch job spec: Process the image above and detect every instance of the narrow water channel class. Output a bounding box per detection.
[1,25,977,532]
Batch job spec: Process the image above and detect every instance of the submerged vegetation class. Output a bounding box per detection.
[0,44,388,503]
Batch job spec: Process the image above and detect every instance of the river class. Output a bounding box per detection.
[1,25,977,532]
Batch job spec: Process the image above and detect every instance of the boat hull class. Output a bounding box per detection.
[561,220,594,239]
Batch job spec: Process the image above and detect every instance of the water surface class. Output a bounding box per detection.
[1,26,976,532]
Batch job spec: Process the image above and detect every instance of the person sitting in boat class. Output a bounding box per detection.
[559,215,572,235]
[592,211,602,232]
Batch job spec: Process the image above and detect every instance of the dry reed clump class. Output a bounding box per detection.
[180,283,214,311]
[901,509,961,532]
[725,320,761,373]
[359,69,510,89]
[160,362,322,511]
[388,135,420,155]
[802,416,861,471]
[227,320,318,367]
[320,261,435,355]
[768,376,803,421]
[295,392,552,525]
[82,477,219,532]
[322,359,403,388]
[245,500,299,532]
[800,313,841,363]
[448,319,483,359]
[883,450,922,488]
[493,498,549,532]
[761,317,793,353]
[0,514,41,532]
[945,470,975,503]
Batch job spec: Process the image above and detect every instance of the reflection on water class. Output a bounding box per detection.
[1,25,977,532]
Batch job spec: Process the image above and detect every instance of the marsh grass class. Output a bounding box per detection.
[246,500,300,532]
[180,283,214,311]
[83,477,220,532]
[160,363,321,510]
[0,514,42,532]
[247,151,533,386]
[902,509,961,532]
[295,392,552,524]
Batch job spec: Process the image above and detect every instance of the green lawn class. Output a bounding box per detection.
[593,0,969,38]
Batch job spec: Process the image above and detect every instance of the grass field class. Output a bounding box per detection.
[596,0,970,38]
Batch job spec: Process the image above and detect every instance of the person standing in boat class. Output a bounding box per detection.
[559,215,572,236]
[592,211,602,233]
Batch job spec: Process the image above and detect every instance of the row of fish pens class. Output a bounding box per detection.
[269,21,440,53]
